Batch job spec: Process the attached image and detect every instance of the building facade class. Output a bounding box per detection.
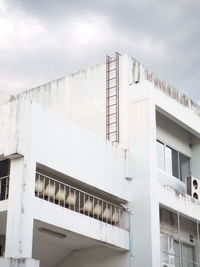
[0,54,200,267]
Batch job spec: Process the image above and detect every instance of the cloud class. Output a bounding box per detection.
[0,0,200,103]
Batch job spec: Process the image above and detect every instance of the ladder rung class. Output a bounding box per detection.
[107,77,116,81]
[107,85,117,91]
[108,131,117,134]
[107,122,117,126]
[107,112,117,116]
[107,86,116,90]
[108,59,117,63]
[107,103,117,108]
[107,94,117,99]
[107,69,117,73]
[106,54,119,143]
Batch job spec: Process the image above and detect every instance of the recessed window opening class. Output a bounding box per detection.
[0,160,10,201]
[157,140,190,182]
[160,207,199,267]
[0,160,10,178]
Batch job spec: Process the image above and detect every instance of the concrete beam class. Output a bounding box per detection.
[5,157,36,258]
[0,258,39,267]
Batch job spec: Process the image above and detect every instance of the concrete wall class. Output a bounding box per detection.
[2,53,200,267]
[156,112,191,157]
[58,247,130,267]
[124,82,161,267]
[159,182,200,222]
[15,100,129,201]
[155,87,200,138]
[0,99,18,157]
[15,55,132,146]
[33,198,129,251]
[16,62,106,139]
[191,135,200,179]
[0,258,39,267]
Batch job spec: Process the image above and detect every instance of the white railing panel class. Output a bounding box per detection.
[35,172,128,230]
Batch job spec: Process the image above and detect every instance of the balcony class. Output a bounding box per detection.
[35,172,128,230]
[0,176,9,201]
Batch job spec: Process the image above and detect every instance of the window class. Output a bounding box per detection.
[166,146,179,179]
[160,235,181,266]
[160,236,195,267]
[157,141,165,171]
[160,208,197,267]
[157,140,190,182]
[0,159,10,177]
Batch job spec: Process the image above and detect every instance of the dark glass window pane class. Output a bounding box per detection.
[0,160,10,177]
[157,141,165,170]
[182,243,194,267]
[172,149,179,178]
[179,154,190,182]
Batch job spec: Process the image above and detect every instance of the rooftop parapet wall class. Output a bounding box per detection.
[129,55,200,117]
[13,63,107,138]
[0,97,19,158]
[3,54,199,120]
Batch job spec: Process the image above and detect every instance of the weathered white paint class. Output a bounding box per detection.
[33,198,129,251]
[127,85,160,267]
[16,101,129,201]
[5,157,36,258]
[58,247,130,267]
[156,112,191,157]
[157,169,186,193]
[0,258,39,267]
[0,100,18,157]
[1,53,200,267]
[158,182,200,222]
[191,135,200,179]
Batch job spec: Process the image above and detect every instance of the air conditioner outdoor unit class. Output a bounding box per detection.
[161,263,169,267]
[187,176,200,200]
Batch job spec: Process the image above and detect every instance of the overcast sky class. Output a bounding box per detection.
[0,0,199,102]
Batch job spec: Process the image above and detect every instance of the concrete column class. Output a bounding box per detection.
[5,157,37,262]
[127,87,160,267]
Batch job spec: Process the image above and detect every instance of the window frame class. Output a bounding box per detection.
[156,139,191,182]
[156,140,165,171]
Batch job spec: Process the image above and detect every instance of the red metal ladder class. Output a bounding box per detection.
[106,52,120,143]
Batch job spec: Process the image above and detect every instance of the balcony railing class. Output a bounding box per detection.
[35,172,128,229]
[0,176,9,201]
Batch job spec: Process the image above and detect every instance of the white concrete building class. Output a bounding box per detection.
[0,53,200,267]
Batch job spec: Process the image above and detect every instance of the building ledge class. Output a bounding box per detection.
[33,198,129,251]
[158,181,200,220]
[157,169,186,193]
